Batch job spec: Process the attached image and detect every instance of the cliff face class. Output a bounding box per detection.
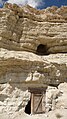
[0,4,67,117]
[0,5,67,53]
[0,4,67,85]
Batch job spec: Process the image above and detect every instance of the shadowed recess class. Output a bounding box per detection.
[36,44,49,55]
[25,99,31,115]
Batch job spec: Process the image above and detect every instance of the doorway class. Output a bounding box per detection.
[25,99,31,115]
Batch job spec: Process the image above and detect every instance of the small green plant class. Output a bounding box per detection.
[55,113,63,118]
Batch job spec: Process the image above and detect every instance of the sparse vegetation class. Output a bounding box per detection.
[55,113,63,118]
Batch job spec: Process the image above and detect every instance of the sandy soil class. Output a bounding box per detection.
[0,109,67,119]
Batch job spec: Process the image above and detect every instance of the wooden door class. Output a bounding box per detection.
[33,93,43,114]
[28,87,46,114]
[31,92,46,114]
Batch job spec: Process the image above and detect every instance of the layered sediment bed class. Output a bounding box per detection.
[0,5,67,53]
[0,48,67,85]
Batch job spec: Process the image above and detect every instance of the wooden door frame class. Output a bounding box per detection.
[28,87,46,114]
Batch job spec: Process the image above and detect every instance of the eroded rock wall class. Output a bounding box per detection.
[0,82,67,115]
[0,4,67,116]
[0,5,67,53]
[0,49,67,85]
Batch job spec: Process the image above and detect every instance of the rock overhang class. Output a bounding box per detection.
[0,48,67,85]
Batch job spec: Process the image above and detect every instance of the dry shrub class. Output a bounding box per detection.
[55,113,63,118]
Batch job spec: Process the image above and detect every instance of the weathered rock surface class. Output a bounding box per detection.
[0,4,67,54]
[0,3,67,119]
[0,48,67,85]
[0,83,67,119]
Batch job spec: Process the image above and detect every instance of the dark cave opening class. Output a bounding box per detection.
[25,99,31,115]
[36,44,49,55]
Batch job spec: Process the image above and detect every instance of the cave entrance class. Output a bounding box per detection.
[25,99,31,115]
[36,44,48,55]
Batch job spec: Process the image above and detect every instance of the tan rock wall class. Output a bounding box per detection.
[0,4,67,117]
[0,49,67,85]
[0,5,67,54]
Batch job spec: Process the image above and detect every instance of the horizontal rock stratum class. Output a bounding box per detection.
[0,4,67,54]
[0,48,67,85]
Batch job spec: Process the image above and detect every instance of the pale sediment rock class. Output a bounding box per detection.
[0,48,67,85]
[0,5,67,54]
[0,4,67,118]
